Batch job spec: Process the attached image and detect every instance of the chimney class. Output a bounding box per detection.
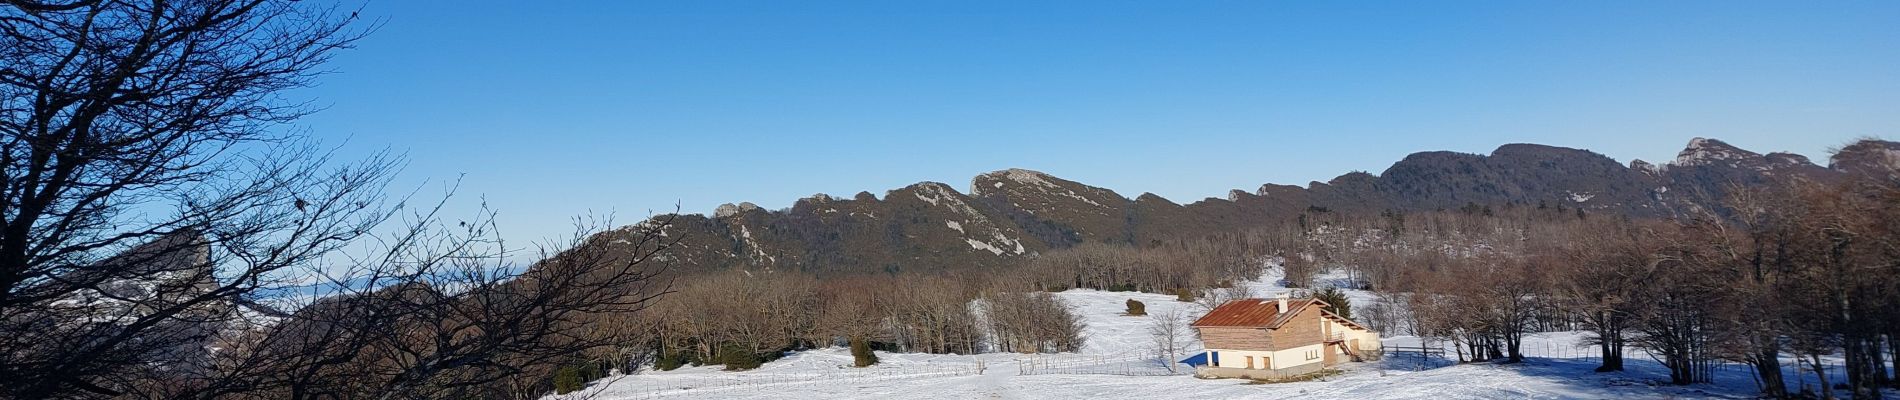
[1276,293,1289,313]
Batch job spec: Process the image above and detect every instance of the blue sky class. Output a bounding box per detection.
[295,1,1900,244]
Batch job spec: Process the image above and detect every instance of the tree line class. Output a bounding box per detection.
[570,233,1274,378]
[1285,167,1900,399]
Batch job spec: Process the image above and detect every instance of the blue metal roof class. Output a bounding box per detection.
[1180,351,1216,367]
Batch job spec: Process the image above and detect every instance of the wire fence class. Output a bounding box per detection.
[568,362,986,400]
[1516,341,1853,387]
[1017,349,1193,376]
[1388,339,1857,390]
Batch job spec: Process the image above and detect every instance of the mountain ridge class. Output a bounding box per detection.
[609,137,1889,276]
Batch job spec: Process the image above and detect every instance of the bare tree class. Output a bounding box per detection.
[0,1,693,396]
[1148,308,1191,373]
[1357,291,1409,335]
[1557,218,1654,373]
[981,291,1084,354]
[0,0,387,397]
[1626,225,1726,385]
[163,203,678,399]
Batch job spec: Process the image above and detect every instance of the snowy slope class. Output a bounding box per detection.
[561,268,1840,400]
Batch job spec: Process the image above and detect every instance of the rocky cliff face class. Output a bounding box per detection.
[971,168,1134,247]
[598,137,1878,276]
[1829,139,1900,178]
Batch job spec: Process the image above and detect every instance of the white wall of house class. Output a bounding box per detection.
[1267,344,1328,369]
[1351,329,1382,351]
[1208,344,1327,370]
[1322,319,1382,352]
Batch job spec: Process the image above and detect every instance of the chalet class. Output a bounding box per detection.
[1184,293,1380,379]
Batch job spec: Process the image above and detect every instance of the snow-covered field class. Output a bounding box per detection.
[559,269,1866,400]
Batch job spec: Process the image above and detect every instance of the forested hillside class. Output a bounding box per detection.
[600,137,1875,277]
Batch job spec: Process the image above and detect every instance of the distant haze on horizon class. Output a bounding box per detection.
[294,1,1898,245]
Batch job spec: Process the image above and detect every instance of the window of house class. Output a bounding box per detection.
[1306,350,1319,360]
[1245,356,1254,369]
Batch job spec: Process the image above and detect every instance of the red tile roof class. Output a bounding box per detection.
[1191,298,1327,329]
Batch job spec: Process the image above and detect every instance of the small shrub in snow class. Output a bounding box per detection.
[850,337,879,367]
[551,362,600,394]
[552,366,584,394]
[654,351,686,371]
[720,344,763,371]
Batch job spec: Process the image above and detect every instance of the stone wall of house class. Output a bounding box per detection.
[1200,327,1273,351]
[1267,305,1324,348]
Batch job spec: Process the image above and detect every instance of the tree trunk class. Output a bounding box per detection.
[1670,355,1691,385]
[1877,341,1892,390]
[1754,344,1788,398]
[1846,336,1884,400]
[1890,334,1900,389]
[1594,318,1624,372]
[1812,354,1833,400]
[1597,338,1624,372]
[1505,330,1524,363]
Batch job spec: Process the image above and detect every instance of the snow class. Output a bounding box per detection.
[913,190,942,206]
[736,225,775,263]
[966,238,1004,255]
[908,183,989,219]
[902,183,1026,256]
[944,220,1022,256]
[562,267,1847,400]
[1566,191,1595,203]
[965,232,1026,256]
